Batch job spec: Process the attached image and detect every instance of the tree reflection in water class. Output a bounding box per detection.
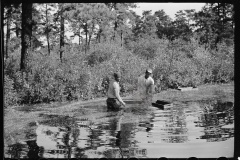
[103,110,147,158]
[6,143,27,159]
[162,105,189,143]
[32,115,87,158]
[198,100,234,142]
[26,140,41,160]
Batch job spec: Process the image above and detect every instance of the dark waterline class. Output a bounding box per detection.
[5,100,234,159]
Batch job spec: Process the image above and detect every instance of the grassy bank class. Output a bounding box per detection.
[4,83,234,147]
[152,82,234,103]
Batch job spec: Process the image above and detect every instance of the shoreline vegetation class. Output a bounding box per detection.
[4,82,234,148]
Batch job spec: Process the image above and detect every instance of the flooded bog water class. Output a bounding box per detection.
[5,100,234,159]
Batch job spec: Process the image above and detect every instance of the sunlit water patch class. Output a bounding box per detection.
[5,100,234,159]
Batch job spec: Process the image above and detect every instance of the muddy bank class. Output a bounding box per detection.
[4,83,234,148]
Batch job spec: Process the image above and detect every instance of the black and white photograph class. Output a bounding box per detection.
[3,2,235,159]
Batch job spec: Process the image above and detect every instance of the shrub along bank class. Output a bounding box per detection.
[4,37,234,107]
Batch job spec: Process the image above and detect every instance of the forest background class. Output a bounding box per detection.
[3,3,234,108]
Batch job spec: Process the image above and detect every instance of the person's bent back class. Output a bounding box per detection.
[106,72,126,110]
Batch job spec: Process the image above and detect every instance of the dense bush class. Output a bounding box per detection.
[4,48,92,104]
[212,42,234,83]
[87,50,112,67]
[150,36,234,90]
[130,38,159,60]
[28,50,92,102]
[4,35,234,107]
[4,75,19,108]
[8,37,21,53]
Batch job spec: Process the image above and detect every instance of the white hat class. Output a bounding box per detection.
[146,68,152,74]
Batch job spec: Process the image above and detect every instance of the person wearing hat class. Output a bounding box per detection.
[106,72,126,110]
[137,69,155,102]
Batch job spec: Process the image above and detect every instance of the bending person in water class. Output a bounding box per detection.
[106,72,126,111]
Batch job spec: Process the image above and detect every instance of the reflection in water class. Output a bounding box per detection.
[5,100,234,158]
[6,143,27,159]
[26,140,40,159]
[135,100,234,145]
[103,113,147,158]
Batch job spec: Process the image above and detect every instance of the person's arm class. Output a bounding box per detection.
[147,79,155,95]
[113,82,126,107]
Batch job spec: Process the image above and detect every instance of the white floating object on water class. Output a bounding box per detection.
[177,87,198,91]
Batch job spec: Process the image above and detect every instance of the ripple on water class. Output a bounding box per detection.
[5,100,234,158]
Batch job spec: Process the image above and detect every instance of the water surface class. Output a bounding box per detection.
[5,100,234,159]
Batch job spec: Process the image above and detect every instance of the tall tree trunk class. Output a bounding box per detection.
[97,29,102,43]
[85,24,88,54]
[15,22,20,37]
[99,31,101,43]
[120,30,123,47]
[45,4,50,55]
[78,26,81,45]
[88,23,94,47]
[232,5,234,29]
[21,3,32,71]
[222,3,225,33]
[1,6,4,60]
[5,9,11,59]
[112,3,117,41]
[21,3,32,84]
[88,34,91,47]
[113,21,117,41]
[60,7,64,62]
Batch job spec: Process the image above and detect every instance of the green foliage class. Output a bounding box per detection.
[131,38,159,60]
[150,36,234,90]
[4,75,19,108]
[4,51,22,94]
[27,50,92,102]
[4,47,92,104]
[8,37,21,53]
[86,43,114,67]
[194,3,234,49]
[4,35,234,106]
[211,42,234,83]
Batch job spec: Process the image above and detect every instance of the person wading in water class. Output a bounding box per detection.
[106,72,126,111]
[137,68,155,104]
